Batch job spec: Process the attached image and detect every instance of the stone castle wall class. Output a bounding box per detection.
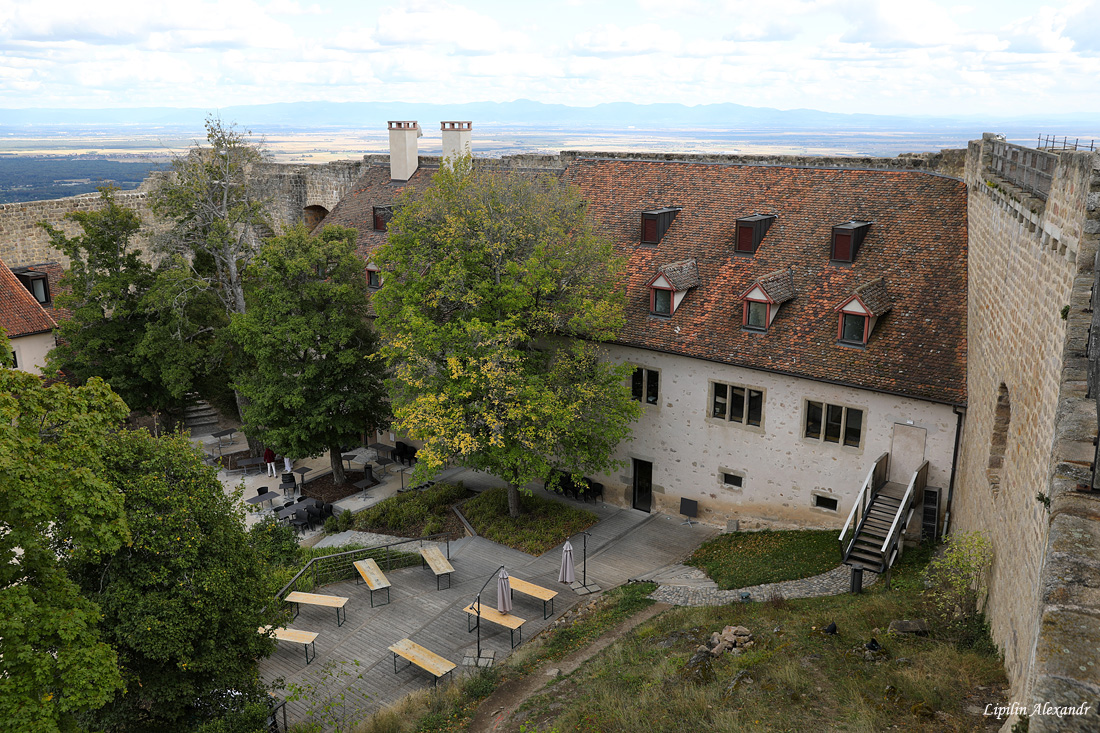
[953,133,1100,728]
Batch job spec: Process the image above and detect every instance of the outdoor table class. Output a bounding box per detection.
[341,453,358,471]
[367,442,393,461]
[277,504,301,520]
[237,457,265,475]
[292,466,311,487]
[374,456,395,475]
[211,428,236,449]
[246,490,281,510]
[280,481,297,499]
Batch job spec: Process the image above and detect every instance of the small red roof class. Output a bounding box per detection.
[0,259,56,339]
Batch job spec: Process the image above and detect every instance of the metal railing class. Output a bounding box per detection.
[989,139,1057,200]
[880,461,927,571]
[839,452,888,560]
[1038,135,1096,152]
[274,534,452,601]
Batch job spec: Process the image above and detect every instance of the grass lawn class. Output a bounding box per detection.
[686,529,842,589]
[351,482,472,537]
[462,486,599,556]
[514,547,1007,733]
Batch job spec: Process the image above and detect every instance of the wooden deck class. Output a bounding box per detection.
[259,501,718,726]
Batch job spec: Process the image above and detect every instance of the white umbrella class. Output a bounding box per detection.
[496,567,513,614]
[559,541,575,584]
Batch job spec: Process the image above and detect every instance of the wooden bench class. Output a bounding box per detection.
[420,545,454,590]
[388,638,456,687]
[284,591,349,627]
[462,602,526,648]
[508,577,558,620]
[259,625,318,665]
[353,559,391,607]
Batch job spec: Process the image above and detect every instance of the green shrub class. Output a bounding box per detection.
[337,508,353,532]
[249,515,300,567]
[324,515,339,533]
[923,531,993,620]
[462,487,597,555]
[353,482,468,536]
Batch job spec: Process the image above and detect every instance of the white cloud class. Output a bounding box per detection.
[569,24,680,57]
[371,1,531,55]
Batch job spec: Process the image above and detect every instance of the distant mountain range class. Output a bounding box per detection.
[3,100,1096,133]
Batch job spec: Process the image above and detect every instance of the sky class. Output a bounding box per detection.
[1,0,1098,117]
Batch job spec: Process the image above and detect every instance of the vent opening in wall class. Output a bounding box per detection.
[722,472,743,489]
[813,494,839,511]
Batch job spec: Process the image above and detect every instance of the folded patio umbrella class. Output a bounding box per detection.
[559,541,575,584]
[497,567,513,614]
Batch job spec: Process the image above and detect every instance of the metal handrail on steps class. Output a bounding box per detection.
[839,452,888,559]
[879,461,928,569]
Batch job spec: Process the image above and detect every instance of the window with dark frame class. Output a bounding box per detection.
[367,268,381,289]
[631,367,659,406]
[813,495,839,511]
[830,221,871,263]
[15,272,50,305]
[711,381,763,427]
[734,214,776,255]
[722,472,743,489]
[372,205,393,231]
[804,400,864,447]
[640,207,680,245]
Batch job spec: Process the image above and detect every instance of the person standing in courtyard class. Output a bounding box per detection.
[264,446,276,477]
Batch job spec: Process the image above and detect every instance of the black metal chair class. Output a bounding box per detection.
[290,508,311,534]
[586,481,604,503]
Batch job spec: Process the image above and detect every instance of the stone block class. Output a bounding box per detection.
[1033,609,1100,689]
[1028,675,1100,733]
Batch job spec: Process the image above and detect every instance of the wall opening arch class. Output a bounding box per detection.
[303,205,329,231]
[987,383,1011,496]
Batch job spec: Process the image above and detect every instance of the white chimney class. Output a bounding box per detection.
[441,121,473,164]
[388,121,422,181]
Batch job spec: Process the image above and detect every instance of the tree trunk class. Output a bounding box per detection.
[330,446,347,486]
[507,483,522,519]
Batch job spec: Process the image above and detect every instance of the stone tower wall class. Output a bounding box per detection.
[953,132,1100,725]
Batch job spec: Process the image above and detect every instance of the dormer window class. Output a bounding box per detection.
[366,263,381,289]
[738,269,794,332]
[641,207,681,245]
[734,214,776,255]
[647,259,700,317]
[373,205,393,232]
[831,220,871,262]
[14,270,50,305]
[835,278,891,346]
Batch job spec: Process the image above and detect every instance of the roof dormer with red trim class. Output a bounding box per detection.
[738,268,795,331]
[647,259,699,317]
[835,278,891,346]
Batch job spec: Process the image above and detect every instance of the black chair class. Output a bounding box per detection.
[320,502,335,519]
[305,505,322,530]
[290,508,311,534]
[587,481,604,503]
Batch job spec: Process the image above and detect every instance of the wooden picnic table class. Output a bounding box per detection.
[353,559,391,607]
[285,591,349,627]
[259,625,317,664]
[508,577,558,619]
[462,602,526,648]
[419,545,454,590]
[388,638,456,687]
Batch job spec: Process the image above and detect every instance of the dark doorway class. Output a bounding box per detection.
[632,459,653,513]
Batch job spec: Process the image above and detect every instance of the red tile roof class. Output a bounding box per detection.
[328,158,968,406]
[1,259,56,338]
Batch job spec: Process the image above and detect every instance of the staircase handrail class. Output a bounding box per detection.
[880,460,927,555]
[839,452,888,545]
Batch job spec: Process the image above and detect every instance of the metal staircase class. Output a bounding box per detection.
[839,453,928,577]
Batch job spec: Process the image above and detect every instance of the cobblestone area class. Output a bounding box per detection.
[645,563,879,606]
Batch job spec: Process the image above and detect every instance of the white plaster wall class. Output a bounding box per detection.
[11,331,54,375]
[593,343,961,528]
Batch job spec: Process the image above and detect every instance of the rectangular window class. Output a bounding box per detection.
[745,300,768,330]
[734,214,775,255]
[805,401,823,439]
[736,224,755,253]
[642,217,659,244]
[710,381,764,427]
[722,472,743,489]
[805,401,864,448]
[373,206,393,231]
[367,269,381,288]
[813,495,839,511]
[652,288,672,316]
[16,273,50,305]
[832,232,852,261]
[631,367,659,405]
[840,313,866,344]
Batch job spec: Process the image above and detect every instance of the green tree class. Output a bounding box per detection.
[373,157,641,517]
[231,224,390,485]
[151,116,272,434]
[39,187,172,415]
[69,429,278,732]
[0,329,129,732]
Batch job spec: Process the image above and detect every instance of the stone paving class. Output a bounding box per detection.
[642,561,879,606]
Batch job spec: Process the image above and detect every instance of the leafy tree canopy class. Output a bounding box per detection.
[40,187,174,414]
[0,329,129,732]
[373,157,641,516]
[69,429,279,732]
[231,224,390,485]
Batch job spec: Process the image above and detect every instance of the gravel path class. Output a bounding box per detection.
[641,563,879,606]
